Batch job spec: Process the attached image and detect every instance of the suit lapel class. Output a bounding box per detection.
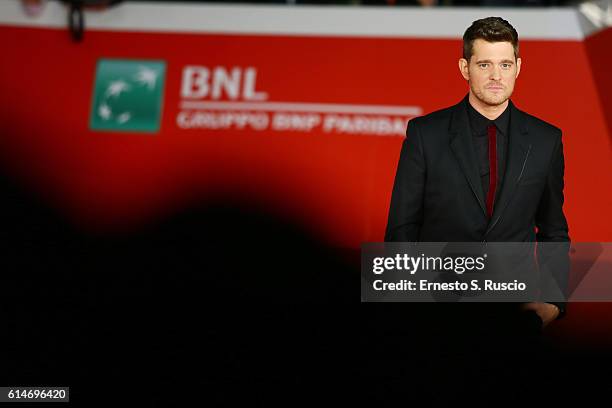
[449,96,487,216]
[484,100,532,237]
[449,97,533,235]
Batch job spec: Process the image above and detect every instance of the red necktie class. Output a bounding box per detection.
[486,124,497,218]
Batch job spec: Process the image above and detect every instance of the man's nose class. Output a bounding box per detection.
[490,66,501,80]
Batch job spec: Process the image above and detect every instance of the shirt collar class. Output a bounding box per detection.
[466,97,510,137]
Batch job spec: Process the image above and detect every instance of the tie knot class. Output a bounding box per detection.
[487,123,496,136]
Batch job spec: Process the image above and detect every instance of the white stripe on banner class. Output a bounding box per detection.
[0,0,596,40]
[179,101,423,116]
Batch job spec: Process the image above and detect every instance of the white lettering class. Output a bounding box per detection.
[242,67,268,101]
[323,115,409,136]
[176,111,269,131]
[211,67,241,100]
[181,66,209,99]
[272,113,321,132]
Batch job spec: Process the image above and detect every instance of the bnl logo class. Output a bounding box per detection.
[90,59,166,133]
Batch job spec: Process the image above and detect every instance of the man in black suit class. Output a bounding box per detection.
[385,17,569,328]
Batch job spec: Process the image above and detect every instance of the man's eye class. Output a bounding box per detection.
[479,64,488,69]
[501,64,511,69]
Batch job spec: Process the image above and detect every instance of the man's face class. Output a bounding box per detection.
[459,39,521,106]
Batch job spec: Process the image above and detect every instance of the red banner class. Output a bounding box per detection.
[0,8,610,250]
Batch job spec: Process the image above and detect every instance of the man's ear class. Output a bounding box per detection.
[458,58,469,81]
[515,57,522,79]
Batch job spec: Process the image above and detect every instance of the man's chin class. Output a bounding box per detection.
[480,93,509,107]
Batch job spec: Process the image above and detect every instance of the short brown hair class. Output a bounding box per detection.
[463,17,519,61]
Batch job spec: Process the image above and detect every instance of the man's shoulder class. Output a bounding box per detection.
[517,108,562,138]
[408,103,456,129]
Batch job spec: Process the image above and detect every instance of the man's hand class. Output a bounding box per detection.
[520,302,560,328]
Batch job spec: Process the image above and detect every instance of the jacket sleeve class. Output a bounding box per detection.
[384,119,426,242]
[535,131,570,319]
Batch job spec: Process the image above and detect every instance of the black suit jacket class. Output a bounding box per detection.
[385,95,570,315]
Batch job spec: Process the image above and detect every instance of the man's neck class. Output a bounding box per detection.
[468,92,509,120]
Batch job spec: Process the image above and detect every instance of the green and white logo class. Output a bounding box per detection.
[90,59,166,133]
